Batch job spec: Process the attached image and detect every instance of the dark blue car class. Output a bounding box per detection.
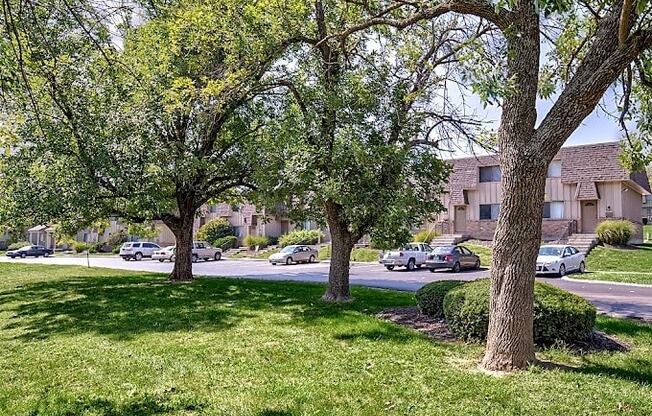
[6,245,53,258]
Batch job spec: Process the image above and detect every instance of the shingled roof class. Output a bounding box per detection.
[445,142,651,196]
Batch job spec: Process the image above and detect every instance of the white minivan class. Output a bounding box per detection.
[119,242,160,261]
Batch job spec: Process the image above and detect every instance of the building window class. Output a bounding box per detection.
[209,204,218,213]
[479,166,501,183]
[547,161,562,178]
[479,204,500,220]
[543,201,564,219]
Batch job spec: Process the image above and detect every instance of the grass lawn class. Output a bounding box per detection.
[644,224,651,242]
[318,245,381,262]
[461,243,492,267]
[578,243,652,285]
[1,264,651,415]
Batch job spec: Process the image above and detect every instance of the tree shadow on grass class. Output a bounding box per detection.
[0,269,420,342]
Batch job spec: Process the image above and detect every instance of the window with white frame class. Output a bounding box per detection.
[547,161,562,178]
[479,204,500,220]
[543,201,564,219]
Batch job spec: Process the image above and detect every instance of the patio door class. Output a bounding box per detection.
[581,201,598,233]
[454,206,467,233]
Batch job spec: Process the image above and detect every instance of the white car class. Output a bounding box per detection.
[536,245,585,277]
[152,246,175,262]
[379,242,433,271]
[119,241,161,261]
[151,242,222,263]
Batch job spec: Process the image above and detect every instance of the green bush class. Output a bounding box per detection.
[413,229,439,243]
[112,246,120,254]
[213,235,238,251]
[8,241,30,250]
[416,280,466,318]
[72,242,90,253]
[279,229,323,247]
[351,247,382,262]
[196,218,235,245]
[243,235,269,250]
[88,245,98,254]
[596,219,636,246]
[105,230,128,250]
[443,279,596,345]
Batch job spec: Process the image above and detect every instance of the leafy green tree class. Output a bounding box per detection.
[196,218,235,245]
[332,0,652,371]
[254,2,478,301]
[0,0,308,280]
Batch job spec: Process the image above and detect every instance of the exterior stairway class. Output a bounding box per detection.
[430,234,470,246]
[567,233,599,256]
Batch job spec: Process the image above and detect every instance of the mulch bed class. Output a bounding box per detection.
[376,307,631,353]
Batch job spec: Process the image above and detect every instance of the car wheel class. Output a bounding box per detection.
[428,268,436,273]
[558,264,566,277]
[20,253,26,258]
[192,254,199,263]
[134,252,143,261]
[309,255,315,263]
[406,258,416,271]
[452,262,461,273]
[214,252,221,261]
[385,265,395,271]
[158,259,164,262]
[271,262,277,266]
[286,257,293,265]
[578,261,586,273]
[123,257,129,261]
[44,252,49,257]
[170,255,176,263]
[474,259,480,270]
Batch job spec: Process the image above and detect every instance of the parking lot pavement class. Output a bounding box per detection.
[0,255,650,321]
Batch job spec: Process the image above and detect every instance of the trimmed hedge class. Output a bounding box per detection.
[213,236,238,251]
[279,229,323,247]
[443,279,596,345]
[596,219,635,246]
[243,235,269,250]
[415,280,466,318]
[197,218,235,245]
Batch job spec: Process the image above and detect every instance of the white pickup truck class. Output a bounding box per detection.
[379,242,433,271]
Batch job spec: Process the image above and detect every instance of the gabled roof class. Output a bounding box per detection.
[445,141,651,195]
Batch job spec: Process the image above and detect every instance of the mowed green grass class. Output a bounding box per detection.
[580,243,652,285]
[0,264,651,415]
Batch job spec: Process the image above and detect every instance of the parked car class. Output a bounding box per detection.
[151,242,222,262]
[379,242,432,271]
[6,245,53,258]
[152,246,175,262]
[425,245,480,273]
[191,241,222,262]
[119,241,160,261]
[536,245,585,277]
[269,245,318,265]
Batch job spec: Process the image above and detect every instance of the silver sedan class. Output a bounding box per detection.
[269,245,318,265]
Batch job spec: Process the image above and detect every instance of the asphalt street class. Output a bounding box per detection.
[1,255,650,322]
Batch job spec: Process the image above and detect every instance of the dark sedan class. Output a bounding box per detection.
[6,245,53,258]
[425,245,480,273]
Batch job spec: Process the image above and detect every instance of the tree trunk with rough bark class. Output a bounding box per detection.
[481,154,547,371]
[322,201,354,302]
[164,209,195,282]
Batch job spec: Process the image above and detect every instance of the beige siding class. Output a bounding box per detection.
[467,190,479,221]
[562,184,580,220]
[544,178,564,202]
[597,182,623,217]
[621,183,644,223]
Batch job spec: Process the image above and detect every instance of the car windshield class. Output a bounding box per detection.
[18,246,31,251]
[281,246,296,253]
[121,243,132,248]
[538,247,562,256]
[164,246,175,251]
[432,246,454,254]
[401,245,419,251]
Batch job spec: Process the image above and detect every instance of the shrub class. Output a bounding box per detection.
[213,235,238,251]
[8,241,30,250]
[279,229,323,247]
[413,229,439,243]
[350,247,382,262]
[443,279,596,345]
[72,242,90,253]
[197,218,235,245]
[88,245,98,254]
[112,246,120,254]
[243,235,269,250]
[105,230,128,250]
[416,280,466,318]
[596,219,636,246]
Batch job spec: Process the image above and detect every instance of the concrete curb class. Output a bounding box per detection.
[562,276,652,288]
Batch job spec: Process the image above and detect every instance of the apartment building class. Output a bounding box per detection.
[432,142,651,243]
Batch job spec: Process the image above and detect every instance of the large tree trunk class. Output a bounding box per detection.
[480,2,542,372]
[481,154,547,371]
[164,208,196,282]
[322,201,354,302]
